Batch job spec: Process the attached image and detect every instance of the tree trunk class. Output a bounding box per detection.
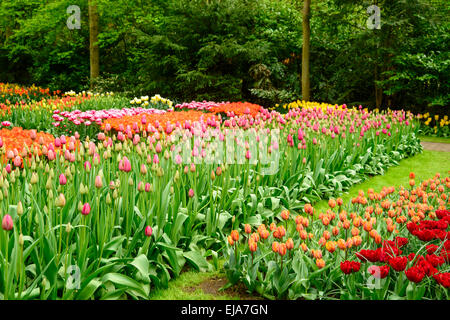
[374,63,383,109]
[89,0,100,87]
[302,0,311,101]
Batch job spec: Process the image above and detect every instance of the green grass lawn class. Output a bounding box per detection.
[419,135,450,144]
[150,149,450,300]
[313,150,450,213]
[149,261,241,300]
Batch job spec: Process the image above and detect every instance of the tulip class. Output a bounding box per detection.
[280,209,289,220]
[56,193,66,207]
[2,214,13,231]
[231,230,239,242]
[81,203,91,216]
[145,226,153,237]
[59,174,67,185]
[188,188,195,198]
[95,175,103,188]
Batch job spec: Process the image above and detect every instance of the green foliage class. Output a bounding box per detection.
[0,0,448,111]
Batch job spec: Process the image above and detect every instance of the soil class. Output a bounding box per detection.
[183,276,263,300]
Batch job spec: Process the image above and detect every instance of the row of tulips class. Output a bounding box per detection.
[417,113,450,138]
[0,83,57,105]
[223,173,449,300]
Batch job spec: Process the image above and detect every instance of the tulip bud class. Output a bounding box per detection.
[17,201,24,216]
[59,174,67,185]
[138,181,145,192]
[106,193,112,205]
[77,201,83,212]
[46,177,52,190]
[66,222,72,233]
[19,233,24,246]
[56,193,66,207]
[30,172,38,185]
[81,203,91,215]
[145,226,153,237]
[2,214,13,231]
[95,175,103,188]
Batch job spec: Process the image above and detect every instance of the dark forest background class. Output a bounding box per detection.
[0,0,448,112]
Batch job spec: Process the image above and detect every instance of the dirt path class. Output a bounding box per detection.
[421,142,450,152]
[184,276,263,300]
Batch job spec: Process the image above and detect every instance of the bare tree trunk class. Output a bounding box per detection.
[302,0,311,101]
[374,65,383,108]
[89,0,99,87]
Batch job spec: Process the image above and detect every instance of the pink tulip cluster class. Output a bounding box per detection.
[52,107,166,128]
[174,101,228,111]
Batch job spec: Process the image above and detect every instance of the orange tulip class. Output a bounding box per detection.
[280,209,290,220]
[286,238,294,250]
[326,241,336,253]
[272,241,280,253]
[316,258,325,269]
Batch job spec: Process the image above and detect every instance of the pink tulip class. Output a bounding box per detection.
[120,156,132,172]
[145,226,153,237]
[30,130,37,140]
[155,143,162,153]
[47,149,56,161]
[188,189,195,198]
[81,203,91,216]
[95,176,103,188]
[59,174,67,185]
[13,156,22,167]
[98,132,106,141]
[2,214,13,231]
[133,134,140,145]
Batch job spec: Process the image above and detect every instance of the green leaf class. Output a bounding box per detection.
[183,251,210,272]
[76,278,102,300]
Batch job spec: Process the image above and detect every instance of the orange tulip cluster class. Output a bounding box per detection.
[100,102,263,133]
[209,102,263,117]
[227,172,450,276]
[0,127,74,165]
[0,83,53,103]
[101,110,220,133]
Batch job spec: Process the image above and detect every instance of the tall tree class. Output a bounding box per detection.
[301,0,311,101]
[89,0,100,86]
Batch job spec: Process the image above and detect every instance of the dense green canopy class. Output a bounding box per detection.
[0,0,448,111]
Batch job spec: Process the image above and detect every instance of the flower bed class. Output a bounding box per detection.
[223,173,450,300]
[0,89,427,300]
